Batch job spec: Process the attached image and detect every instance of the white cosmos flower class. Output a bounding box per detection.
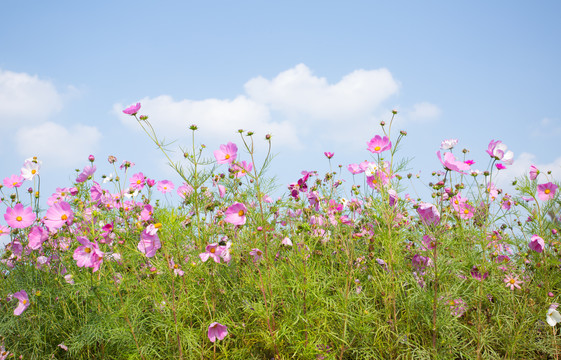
[547,305,561,326]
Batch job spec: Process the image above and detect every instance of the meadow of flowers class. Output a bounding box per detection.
[1,104,560,359]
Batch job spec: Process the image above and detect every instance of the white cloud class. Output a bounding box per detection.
[244,63,399,121]
[405,102,442,122]
[0,69,63,127]
[116,64,406,152]
[16,122,102,167]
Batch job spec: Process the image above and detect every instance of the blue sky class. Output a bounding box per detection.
[1,1,560,214]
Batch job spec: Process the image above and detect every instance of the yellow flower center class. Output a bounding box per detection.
[61,214,68,221]
[154,223,162,229]
[23,299,28,305]
[174,264,179,269]
[374,146,381,151]
[464,209,469,214]
[238,210,245,217]
[137,180,141,184]
[225,154,230,159]
[509,279,515,284]
[210,248,216,254]
[12,182,17,186]
[85,248,91,254]
[16,216,22,222]
[32,169,36,174]
[545,189,551,194]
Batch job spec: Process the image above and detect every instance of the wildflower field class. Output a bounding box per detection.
[1,104,560,359]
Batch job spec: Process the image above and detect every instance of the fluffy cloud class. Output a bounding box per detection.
[244,64,399,121]
[117,64,405,151]
[0,69,63,127]
[532,118,561,138]
[404,102,442,122]
[16,122,102,167]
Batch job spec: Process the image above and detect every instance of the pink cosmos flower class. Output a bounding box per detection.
[416,202,440,226]
[157,180,175,193]
[168,257,185,276]
[458,203,475,220]
[537,182,558,201]
[76,165,96,183]
[137,224,161,258]
[0,225,10,237]
[208,322,228,342]
[529,234,545,253]
[281,237,293,246]
[367,135,391,154]
[501,195,513,210]
[436,151,470,174]
[495,163,506,170]
[177,183,194,199]
[347,163,363,175]
[214,142,238,164]
[73,236,104,272]
[4,204,35,229]
[324,152,334,159]
[123,102,141,115]
[224,202,248,225]
[13,290,30,316]
[199,243,223,263]
[21,157,41,181]
[249,248,263,263]
[217,184,226,198]
[504,274,523,290]
[486,140,514,165]
[529,165,539,180]
[3,174,24,188]
[130,172,146,190]
[28,226,48,250]
[450,193,467,212]
[44,201,74,231]
[230,161,253,178]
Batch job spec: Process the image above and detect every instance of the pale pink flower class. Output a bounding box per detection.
[73,236,104,272]
[537,182,558,201]
[529,165,540,180]
[486,140,514,165]
[214,142,238,164]
[130,172,146,190]
[437,151,470,174]
[157,180,175,193]
[529,235,545,253]
[123,102,141,115]
[208,322,228,342]
[281,237,293,246]
[504,274,523,290]
[177,183,194,199]
[249,248,263,263]
[450,193,467,212]
[3,174,24,188]
[367,135,391,154]
[416,202,440,226]
[4,204,35,229]
[217,184,226,198]
[224,202,247,225]
[28,226,48,250]
[44,201,74,231]
[347,163,364,175]
[458,203,475,220]
[76,165,96,183]
[199,243,223,263]
[13,290,29,315]
[230,161,253,178]
[137,225,161,258]
[0,225,10,237]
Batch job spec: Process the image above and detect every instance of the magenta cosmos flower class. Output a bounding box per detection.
[537,182,558,201]
[224,202,248,225]
[324,152,334,159]
[4,203,35,229]
[73,236,104,272]
[130,172,146,190]
[13,290,30,316]
[208,322,228,342]
[214,142,238,164]
[249,248,263,263]
[529,165,540,180]
[44,201,74,231]
[137,224,161,258]
[436,151,470,174]
[367,135,391,154]
[123,102,141,115]
[416,202,440,226]
[76,165,96,183]
[529,234,545,253]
